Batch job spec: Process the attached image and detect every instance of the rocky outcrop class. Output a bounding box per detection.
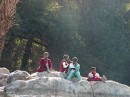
[7,70,30,83]
[5,77,93,97]
[3,71,130,97]
[91,81,130,97]
[30,71,66,78]
[0,67,10,86]
[0,68,10,74]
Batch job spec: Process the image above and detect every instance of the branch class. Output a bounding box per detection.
[16,35,48,47]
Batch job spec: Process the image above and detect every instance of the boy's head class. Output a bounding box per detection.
[63,54,69,60]
[72,57,78,64]
[43,52,49,59]
[91,67,96,73]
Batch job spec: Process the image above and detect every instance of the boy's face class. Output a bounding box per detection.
[73,61,77,65]
[44,54,49,59]
[65,57,69,61]
[91,69,96,73]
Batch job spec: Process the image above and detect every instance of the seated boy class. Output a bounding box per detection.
[37,52,52,73]
[60,54,70,74]
[67,57,81,81]
[87,67,107,82]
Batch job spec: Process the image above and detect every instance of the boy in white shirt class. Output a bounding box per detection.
[87,67,107,82]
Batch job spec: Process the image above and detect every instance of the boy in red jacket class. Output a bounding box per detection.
[87,67,107,82]
[37,52,52,73]
[60,54,70,73]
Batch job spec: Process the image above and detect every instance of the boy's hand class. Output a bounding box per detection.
[46,64,51,73]
[47,70,51,73]
[71,70,75,72]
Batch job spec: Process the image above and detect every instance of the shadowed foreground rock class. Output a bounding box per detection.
[0,67,10,86]
[2,71,130,97]
[7,70,30,83]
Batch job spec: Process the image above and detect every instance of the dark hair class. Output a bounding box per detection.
[72,57,78,62]
[91,67,96,70]
[63,54,69,59]
[43,52,49,55]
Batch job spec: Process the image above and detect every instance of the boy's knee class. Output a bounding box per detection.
[75,71,81,80]
[76,71,80,75]
[67,72,74,80]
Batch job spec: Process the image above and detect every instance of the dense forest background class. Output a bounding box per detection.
[0,0,130,85]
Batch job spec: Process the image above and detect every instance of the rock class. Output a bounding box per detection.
[4,70,130,97]
[91,80,130,97]
[0,67,10,86]
[7,70,30,83]
[30,71,86,82]
[30,71,66,78]
[5,77,93,97]
[0,86,5,97]
[0,68,10,74]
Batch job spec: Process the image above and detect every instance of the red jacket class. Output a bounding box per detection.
[60,59,69,73]
[37,58,52,72]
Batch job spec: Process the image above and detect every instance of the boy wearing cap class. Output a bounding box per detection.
[67,57,81,81]
[37,52,52,73]
[87,67,107,82]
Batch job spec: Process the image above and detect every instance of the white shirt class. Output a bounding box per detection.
[69,63,75,69]
[88,72,100,78]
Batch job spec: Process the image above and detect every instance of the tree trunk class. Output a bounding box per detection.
[0,34,15,68]
[0,34,7,60]
[0,0,19,60]
[21,36,33,71]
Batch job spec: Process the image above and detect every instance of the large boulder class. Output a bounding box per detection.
[4,71,130,97]
[7,70,30,83]
[5,77,93,97]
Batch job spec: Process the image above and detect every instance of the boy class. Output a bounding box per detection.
[60,54,70,73]
[67,57,81,81]
[37,52,52,73]
[87,67,107,82]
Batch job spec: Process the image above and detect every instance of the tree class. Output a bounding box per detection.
[0,0,19,59]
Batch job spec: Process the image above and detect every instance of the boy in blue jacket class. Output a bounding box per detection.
[67,57,81,81]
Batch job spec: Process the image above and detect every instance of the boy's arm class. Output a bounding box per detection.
[95,73,101,78]
[49,59,53,70]
[46,60,52,72]
[87,73,92,81]
[63,62,69,68]
[40,59,43,68]
[46,64,50,72]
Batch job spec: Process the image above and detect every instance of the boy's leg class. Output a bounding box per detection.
[94,77,102,81]
[37,67,41,72]
[75,71,81,81]
[103,75,107,80]
[101,75,107,82]
[67,71,75,80]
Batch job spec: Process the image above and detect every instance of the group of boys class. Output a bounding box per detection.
[37,52,107,82]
